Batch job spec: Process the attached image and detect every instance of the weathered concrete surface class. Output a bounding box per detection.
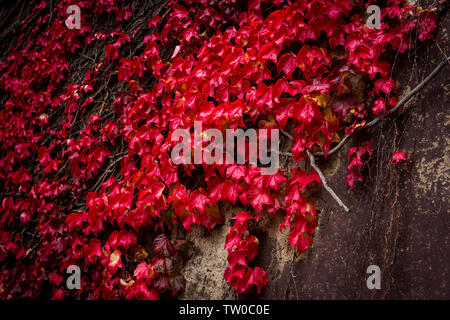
[181,8,449,300]
[179,203,237,300]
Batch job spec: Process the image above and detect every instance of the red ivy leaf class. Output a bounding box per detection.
[277,53,297,79]
[393,150,408,164]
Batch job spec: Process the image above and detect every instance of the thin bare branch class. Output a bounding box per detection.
[306,149,350,212]
[280,128,293,140]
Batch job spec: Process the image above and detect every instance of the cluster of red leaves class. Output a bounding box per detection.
[0,0,437,299]
[346,140,373,188]
[224,212,267,295]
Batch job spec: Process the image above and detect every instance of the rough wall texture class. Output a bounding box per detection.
[181,7,449,300]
